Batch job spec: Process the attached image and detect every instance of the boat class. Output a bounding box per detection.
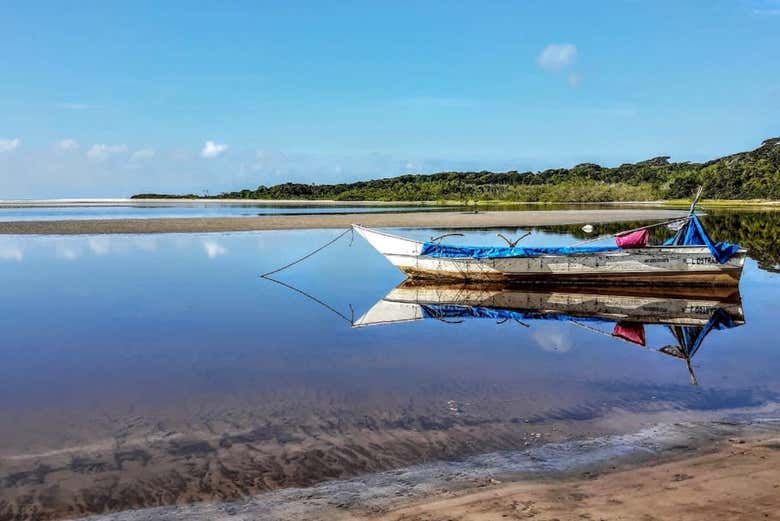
[352,213,747,286]
[354,281,745,384]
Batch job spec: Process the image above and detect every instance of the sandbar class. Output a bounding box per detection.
[0,209,689,235]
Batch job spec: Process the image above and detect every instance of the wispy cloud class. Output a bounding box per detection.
[537,43,577,71]
[393,96,477,109]
[55,138,79,151]
[86,143,128,160]
[567,72,581,88]
[203,240,227,258]
[58,102,92,110]
[201,140,228,158]
[86,237,157,256]
[87,237,111,255]
[532,327,572,353]
[55,241,82,260]
[751,0,780,15]
[0,138,20,153]
[0,240,23,262]
[131,147,156,160]
[752,8,780,15]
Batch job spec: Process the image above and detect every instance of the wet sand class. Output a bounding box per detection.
[0,209,688,235]
[29,415,777,521]
[363,434,780,521]
[0,394,637,521]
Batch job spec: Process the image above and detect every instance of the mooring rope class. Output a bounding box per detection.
[260,227,357,324]
[262,275,355,324]
[260,227,354,278]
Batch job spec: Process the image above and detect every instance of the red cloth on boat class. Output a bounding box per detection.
[612,321,646,346]
[615,228,649,248]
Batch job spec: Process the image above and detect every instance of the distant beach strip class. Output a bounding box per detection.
[0,209,689,235]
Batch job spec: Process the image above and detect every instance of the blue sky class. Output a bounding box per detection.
[1,1,779,198]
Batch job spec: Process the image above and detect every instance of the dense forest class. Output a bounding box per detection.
[133,138,780,202]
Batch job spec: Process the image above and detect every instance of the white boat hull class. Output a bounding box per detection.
[353,225,746,286]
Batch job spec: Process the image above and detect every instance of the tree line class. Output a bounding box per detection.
[133,138,780,202]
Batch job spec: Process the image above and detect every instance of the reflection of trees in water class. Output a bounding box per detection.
[542,212,780,273]
[705,213,780,273]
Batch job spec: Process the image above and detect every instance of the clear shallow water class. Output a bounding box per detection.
[0,215,779,519]
[2,202,773,223]
[0,203,444,221]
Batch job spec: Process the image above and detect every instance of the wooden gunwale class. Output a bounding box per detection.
[398,266,743,286]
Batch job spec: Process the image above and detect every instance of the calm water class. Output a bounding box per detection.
[1,213,779,520]
[0,201,676,222]
[0,203,445,222]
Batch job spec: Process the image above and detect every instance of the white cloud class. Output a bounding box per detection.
[87,143,128,161]
[0,138,20,153]
[55,241,82,260]
[752,8,780,15]
[131,147,156,160]
[537,43,577,71]
[203,240,227,258]
[532,328,572,353]
[201,140,228,158]
[88,237,112,255]
[55,138,79,151]
[133,237,158,252]
[0,240,23,261]
[0,146,478,199]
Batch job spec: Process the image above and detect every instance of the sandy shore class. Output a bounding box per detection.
[43,415,777,521]
[362,434,780,521]
[0,209,688,235]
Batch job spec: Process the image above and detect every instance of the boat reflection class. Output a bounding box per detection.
[355,282,744,385]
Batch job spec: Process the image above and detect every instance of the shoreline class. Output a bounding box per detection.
[0,209,689,235]
[76,415,780,521]
[0,198,449,208]
[1,198,778,209]
[366,431,780,521]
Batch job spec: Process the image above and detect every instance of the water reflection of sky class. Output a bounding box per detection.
[0,204,442,222]
[1,226,779,518]
[2,228,778,427]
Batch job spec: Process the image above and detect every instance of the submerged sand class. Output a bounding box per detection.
[0,209,688,235]
[48,416,780,521]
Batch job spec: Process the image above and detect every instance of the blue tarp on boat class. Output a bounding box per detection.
[677,307,737,358]
[420,304,610,323]
[422,215,740,263]
[662,215,740,264]
[420,243,620,259]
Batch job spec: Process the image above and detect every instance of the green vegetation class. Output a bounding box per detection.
[133,138,780,202]
[548,211,780,273]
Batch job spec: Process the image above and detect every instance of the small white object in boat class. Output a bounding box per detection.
[581,224,594,233]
